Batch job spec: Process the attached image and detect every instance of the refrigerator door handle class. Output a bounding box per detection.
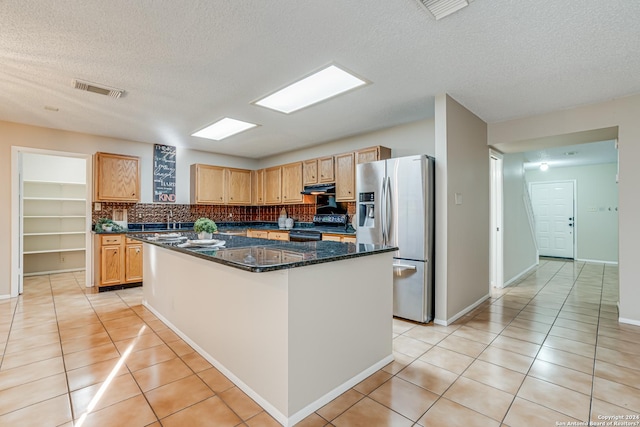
[381,176,387,244]
[393,263,417,270]
[385,176,392,245]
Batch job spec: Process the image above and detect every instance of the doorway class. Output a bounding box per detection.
[11,147,92,297]
[529,181,576,259]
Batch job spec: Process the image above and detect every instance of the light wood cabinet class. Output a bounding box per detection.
[252,169,265,205]
[322,234,356,243]
[191,164,226,204]
[356,146,391,164]
[268,231,290,241]
[281,162,303,204]
[94,234,143,288]
[318,156,335,183]
[303,157,334,185]
[265,166,282,204]
[247,229,269,239]
[303,159,318,185]
[94,152,140,202]
[227,168,252,205]
[125,238,143,283]
[335,152,356,201]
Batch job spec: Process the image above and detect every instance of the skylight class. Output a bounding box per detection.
[254,65,368,114]
[192,118,258,141]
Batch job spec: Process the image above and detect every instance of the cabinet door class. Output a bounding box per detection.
[125,244,143,283]
[318,156,335,183]
[265,167,282,204]
[252,169,265,205]
[94,152,140,202]
[101,245,122,285]
[191,164,225,204]
[268,231,290,241]
[303,159,318,185]
[356,146,391,164]
[281,162,303,204]
[335,153,355,201]
[227,168,252,205]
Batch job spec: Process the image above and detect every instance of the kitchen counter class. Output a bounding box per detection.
[128,231,382,272]
[140,230,394,426]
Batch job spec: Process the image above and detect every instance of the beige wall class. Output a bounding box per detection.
[488,94,640,324]
[258,118,435,167]
[502,153,538,283]
[0,120,257,296]
[435,94,490,324]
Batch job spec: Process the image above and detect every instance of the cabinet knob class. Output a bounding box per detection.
[136,249,140,253]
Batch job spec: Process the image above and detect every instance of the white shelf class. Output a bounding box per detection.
[23,197,86,201]
[24,215,86,218]
[24,248,85,255]
[24,231,86,236]
[24,180,85,185]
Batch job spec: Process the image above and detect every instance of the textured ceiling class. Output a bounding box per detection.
[522,140,618,170]
[1,1,639,158]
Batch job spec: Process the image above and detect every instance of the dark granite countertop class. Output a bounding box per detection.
[128,231,395,273]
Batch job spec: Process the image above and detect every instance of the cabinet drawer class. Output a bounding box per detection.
[125,237,139,244]
[268,231,290,241]
[248,230,269,239]
[101,235,122,245]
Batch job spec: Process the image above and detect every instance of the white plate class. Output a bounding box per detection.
[155,233,183,239]
[179,239,226,248]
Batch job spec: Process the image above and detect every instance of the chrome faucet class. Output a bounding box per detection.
[167,210,173,230]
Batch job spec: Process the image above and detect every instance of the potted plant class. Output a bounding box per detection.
[194,217,217,240]
[94,218,124,233]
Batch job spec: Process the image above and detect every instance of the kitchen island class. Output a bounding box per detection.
[130,232,395,426]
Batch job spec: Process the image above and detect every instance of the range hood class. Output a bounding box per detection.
[301,183,335,195]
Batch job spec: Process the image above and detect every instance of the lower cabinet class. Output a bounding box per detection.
[322,234,356,243]
[94,234,143,288]
[247,230,269,239]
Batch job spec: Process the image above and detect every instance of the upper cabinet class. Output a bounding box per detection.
[356,146,392,164]
[265,166,282,204]
[252,169,265,205]
[303,159,318,186]
[335,153,355,202]
[191,164,253,205]
[281,162,303,204]
[227,168,252,205]
[190,164,226,204]
[94,152,140,202]
[318,156,335,183]
[303,157,334,186]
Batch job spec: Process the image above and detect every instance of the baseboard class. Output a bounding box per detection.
[143,300,393,427]
[619,317,640,327]
[574,258,619,265]
[0,294,11,300]
[433,294,490,326]
[503,262,538,288]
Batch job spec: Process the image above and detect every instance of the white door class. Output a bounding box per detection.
[530,181,575,259]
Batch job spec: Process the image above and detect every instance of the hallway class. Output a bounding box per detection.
[0,258,638,426]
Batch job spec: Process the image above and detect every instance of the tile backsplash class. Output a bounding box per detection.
[93,202,356,225]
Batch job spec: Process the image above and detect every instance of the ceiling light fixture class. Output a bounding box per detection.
[540,163,549,171]
[417,0,470,20]
[254,64,368,114]
[192,118,258,141]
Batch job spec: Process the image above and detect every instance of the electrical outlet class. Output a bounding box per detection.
[138,213,142,218]
[229,213,233,218]
[94,202,101,211]
[60,255,65,263]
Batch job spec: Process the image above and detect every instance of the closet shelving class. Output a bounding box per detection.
[23,180,88,276]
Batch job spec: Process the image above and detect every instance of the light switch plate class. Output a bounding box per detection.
[454,193,463,205]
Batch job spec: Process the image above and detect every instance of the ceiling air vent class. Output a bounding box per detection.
[72,79,125,98]
[416,0,470,20]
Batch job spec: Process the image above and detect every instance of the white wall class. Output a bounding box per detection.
[502,153,538,283]
[23,153,86,183]
[526,163,618,263]
[435,94,490,324]
[488,93,640,324]
[258,118,435,167]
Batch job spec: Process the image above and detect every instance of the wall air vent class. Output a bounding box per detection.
[72,79,125,98]
[416,0,470,20]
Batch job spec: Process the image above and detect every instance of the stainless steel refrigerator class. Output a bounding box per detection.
[356,155,435,323]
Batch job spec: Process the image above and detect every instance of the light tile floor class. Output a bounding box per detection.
[1,258,639,426]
